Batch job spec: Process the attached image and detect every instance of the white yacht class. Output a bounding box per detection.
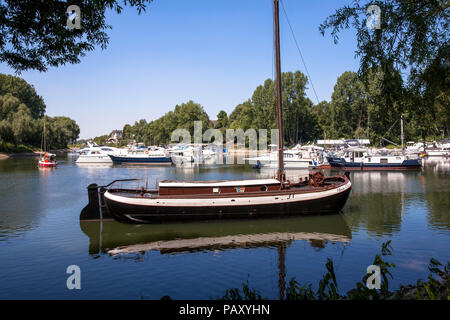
[168,145,196,166]
[109,145,172,165]
[425,142,450,157]
[76,143,122,164]
[246,145,319,169]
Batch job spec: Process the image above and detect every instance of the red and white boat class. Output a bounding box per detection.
[38,152,57,168]
[38,120,57,168]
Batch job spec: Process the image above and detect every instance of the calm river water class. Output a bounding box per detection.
[0,154,449,299]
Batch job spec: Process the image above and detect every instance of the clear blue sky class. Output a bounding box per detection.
[0,0,360,139]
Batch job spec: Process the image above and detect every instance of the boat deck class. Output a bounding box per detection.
[108,175,348,199]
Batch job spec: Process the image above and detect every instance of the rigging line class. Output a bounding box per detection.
[279,0,320,105]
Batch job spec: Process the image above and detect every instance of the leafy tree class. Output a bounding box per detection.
[0,74,45,118]
[216,110,229,130]
[119,100,211,145]
[0,0,154,72]
[319,0,449,139]
[319,0,449,87]
[228,100,255,132]
[0,73,80,151]
[228,71,318,145]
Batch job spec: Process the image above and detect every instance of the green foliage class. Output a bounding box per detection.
[319,0,449,140]
[228,71,318,145]
[0,0,154,72]
[215,110,229,134]
[119,100,211,145]
[218,241,449,300]
[415,259,450,300]
[219,282,265,301]
[0,74,45,119]
[0,141,34,153]
[0,73,80,150]
[319,0,448,85]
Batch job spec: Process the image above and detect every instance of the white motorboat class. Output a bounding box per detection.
[168,145,196,166]
[246,146,319,169]
[76,143,122,164]
[109,146,172,165]
[425,142,450,157]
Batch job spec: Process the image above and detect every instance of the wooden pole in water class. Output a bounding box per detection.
[274,0,285,183]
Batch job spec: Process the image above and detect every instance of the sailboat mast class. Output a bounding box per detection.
[274,0,285,182]
[43,120,46,154]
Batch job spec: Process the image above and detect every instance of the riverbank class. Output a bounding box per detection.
[0,148,73,160]
[0,152,40,160]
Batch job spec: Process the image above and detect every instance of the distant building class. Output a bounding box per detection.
[210,120,218,128]
[107,130,123,144]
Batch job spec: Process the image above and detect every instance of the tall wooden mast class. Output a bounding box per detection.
[274,0,285,183]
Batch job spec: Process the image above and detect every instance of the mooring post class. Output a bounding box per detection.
[79,183,101,220]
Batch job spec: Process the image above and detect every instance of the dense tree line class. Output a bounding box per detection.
[117,100,211,146]
[0,74,80,151]
[116,67,447,147]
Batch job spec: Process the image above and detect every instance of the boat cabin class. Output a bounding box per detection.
[343,148,367,162]
[158,179,282,195]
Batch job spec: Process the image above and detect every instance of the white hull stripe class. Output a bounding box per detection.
[105,181,352,207]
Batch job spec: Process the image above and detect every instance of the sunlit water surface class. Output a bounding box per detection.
[0,155,448,299]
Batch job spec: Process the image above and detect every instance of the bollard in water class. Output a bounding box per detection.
[80,184,101,221]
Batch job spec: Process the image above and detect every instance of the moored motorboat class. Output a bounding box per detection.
[75,143,121,164]
[109,146,172,165]
[327,147,422,170]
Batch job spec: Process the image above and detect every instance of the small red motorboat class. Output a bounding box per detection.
[38,152,57,168]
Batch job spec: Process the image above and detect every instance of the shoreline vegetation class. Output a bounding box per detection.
[87,69,448,149]
[0,148,73,160]
[217,241,449,300]
[0,74,80,155]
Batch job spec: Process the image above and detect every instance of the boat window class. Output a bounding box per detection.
[260,185,268,191]
[213,187,220,193]
[380,158,388,164]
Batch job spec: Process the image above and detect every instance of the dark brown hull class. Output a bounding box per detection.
[104,187,352,224]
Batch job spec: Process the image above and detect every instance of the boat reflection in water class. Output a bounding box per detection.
[80,214,351,256]
[80,214,351,298]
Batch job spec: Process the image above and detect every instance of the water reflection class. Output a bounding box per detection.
[422,158,450,231]
[0,158,48,239]
[80,215,352,256]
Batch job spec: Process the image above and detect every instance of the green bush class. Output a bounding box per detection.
[0,140,35,153]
